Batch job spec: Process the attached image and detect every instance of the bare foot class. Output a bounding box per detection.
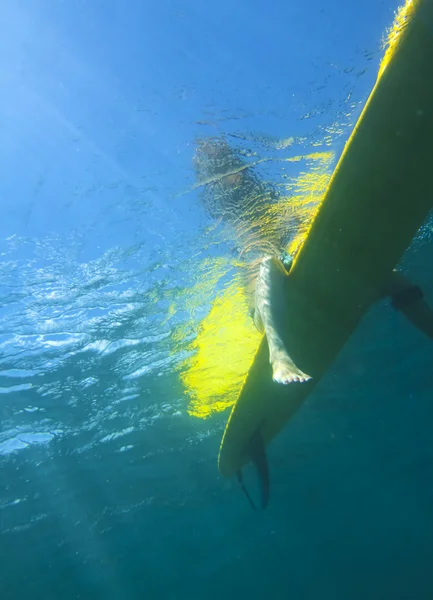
[272,357,312,385]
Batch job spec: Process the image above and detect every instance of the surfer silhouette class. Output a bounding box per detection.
[193,136,433,386]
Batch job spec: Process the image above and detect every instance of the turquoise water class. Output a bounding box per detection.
[2,1,433,598]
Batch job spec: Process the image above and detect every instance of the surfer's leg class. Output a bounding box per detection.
[383,270,433,339]
[255,255,312,384]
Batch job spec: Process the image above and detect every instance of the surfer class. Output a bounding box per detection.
[193,136,433,386]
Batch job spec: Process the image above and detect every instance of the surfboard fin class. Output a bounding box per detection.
[236,429,270,510]
[236,470,257,511]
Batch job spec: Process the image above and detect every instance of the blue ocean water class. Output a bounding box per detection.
[1,0,433,598]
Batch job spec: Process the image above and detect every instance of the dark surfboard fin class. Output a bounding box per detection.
[237,470,257,511]
[237,428,270,510]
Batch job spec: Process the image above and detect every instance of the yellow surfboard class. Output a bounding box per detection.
[218,0,433,493]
